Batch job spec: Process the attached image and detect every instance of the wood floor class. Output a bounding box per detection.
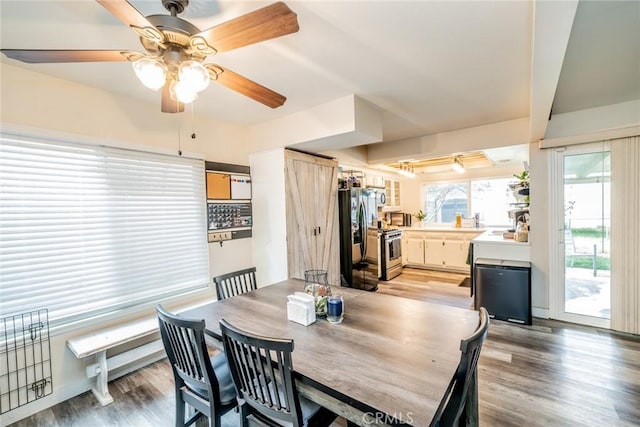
[10,268,640,427]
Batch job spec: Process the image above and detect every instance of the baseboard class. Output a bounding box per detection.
[532,307,550,319]
[0,353,168,427]
[0,378,91,427]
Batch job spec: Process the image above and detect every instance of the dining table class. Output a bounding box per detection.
[181,278,480,426]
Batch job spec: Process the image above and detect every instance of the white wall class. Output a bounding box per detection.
[367,118,530,164]
[249,149,288,286]
[527,142,550,314]
[0,64,252,425]
[545,100,640,140]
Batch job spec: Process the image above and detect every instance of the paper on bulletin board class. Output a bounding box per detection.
[231,175,251,199]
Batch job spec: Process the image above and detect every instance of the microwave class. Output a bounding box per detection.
[387,212,412,227]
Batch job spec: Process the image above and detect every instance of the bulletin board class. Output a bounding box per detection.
[205,161,252,242]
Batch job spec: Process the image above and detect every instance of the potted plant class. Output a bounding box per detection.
[510,170,530,202]
[414,210,427,226]
[513,170,529,188]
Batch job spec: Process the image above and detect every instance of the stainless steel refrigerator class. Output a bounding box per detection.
[338,187,379,291]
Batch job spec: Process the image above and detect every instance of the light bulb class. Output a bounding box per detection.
[178,60,210,93]
[170,79,198,104]
[132,58,166,91]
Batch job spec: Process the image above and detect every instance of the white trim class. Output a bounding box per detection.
[539,125,640,149]
[0,122,206,160]
[549,143,612,329]
[532,307,549,319]
[549,148,563,320]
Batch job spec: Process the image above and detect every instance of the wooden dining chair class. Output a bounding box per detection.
[156,305,238,427]
[430,307,490,427]
[213,267,258,300]
[219,319,337,427]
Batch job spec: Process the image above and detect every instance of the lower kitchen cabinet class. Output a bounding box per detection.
[405,237,425,264]
[402,230,481,273]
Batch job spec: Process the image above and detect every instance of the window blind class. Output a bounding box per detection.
[610,135,640,335]
[0,135,209,326]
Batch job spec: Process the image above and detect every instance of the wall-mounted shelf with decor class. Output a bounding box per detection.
[205,161,252,243]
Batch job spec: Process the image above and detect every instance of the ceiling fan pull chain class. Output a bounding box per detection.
[177,115,182,156]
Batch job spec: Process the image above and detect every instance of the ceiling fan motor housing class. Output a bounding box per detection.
[142,14,203,56]
[162,0,189,15]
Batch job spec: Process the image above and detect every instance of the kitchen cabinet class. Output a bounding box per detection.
[403,230,481,273]
[405,237,425,264]
[284,150,340,285]
[423,237,444,267]
[383,179,401,211]
[366,173,385,189]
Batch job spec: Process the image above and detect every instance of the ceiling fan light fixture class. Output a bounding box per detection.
[451,157,465,174]
[178,60,210,93]
[132,57,167,91]
[398,163,416,179]
[170,79,199,104]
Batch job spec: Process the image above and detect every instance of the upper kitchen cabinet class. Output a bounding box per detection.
[249,149,340,287]
[383,179,401,211]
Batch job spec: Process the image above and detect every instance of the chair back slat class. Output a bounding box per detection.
[157,305,221,405]
[220,319,303,426]
[430,307,490,427]
[213,267,258,300]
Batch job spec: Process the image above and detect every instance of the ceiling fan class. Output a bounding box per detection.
[1,0,299,113]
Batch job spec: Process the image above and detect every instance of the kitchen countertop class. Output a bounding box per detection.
[399,226,485,233]
[471,229,530,246]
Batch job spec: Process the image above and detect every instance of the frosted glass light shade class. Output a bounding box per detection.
[132,58,166,91]
[170,80,198,104]
[178,61,210,93]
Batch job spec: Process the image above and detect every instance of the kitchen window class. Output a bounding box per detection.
[423,177,516,227]
[0,134,209,328]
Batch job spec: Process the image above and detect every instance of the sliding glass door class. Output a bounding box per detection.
[552,143,611,328]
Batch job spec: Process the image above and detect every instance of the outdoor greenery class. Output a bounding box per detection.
[571,227,607,238]
[566,255,610,270]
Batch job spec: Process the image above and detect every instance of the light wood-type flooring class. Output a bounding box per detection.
[10,268,640,426]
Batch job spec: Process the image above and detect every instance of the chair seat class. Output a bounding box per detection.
[190,352,237,406]
[259,381,332,427]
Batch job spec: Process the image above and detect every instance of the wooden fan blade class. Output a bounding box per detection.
[97,0,154,28]
[1,49,128,63]
[161,81,185,113]
[209,64,286,108]
[191,2,299,53]
[96,0,164,43]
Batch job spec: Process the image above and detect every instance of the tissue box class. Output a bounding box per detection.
[287,293,316,326]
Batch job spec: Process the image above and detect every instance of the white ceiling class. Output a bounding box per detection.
[1,0,638,149]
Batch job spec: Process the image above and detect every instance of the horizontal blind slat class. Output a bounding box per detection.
[0,135,209,322]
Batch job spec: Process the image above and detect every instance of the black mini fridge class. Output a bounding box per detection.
[474,258,531,325]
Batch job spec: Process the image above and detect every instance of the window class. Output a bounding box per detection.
[423,177,516,226]
[0,135,209,327]
[470,178,516,227]
[424,183,467,223]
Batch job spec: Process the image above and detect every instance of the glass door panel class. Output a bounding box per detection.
[563,150,610,320]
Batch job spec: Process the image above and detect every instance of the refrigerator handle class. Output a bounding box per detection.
[359,200,367,261]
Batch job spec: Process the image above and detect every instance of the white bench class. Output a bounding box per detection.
[66,317,165,406]
[67,300,218,405]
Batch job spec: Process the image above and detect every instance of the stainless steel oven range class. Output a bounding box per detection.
[380,229,403,281]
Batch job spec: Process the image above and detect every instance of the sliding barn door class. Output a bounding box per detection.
[285,150,339,285]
